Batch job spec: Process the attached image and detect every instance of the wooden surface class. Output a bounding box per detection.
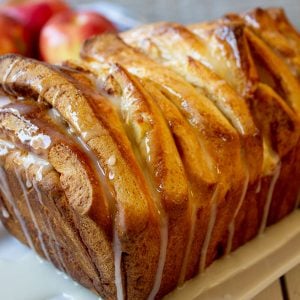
[254,264,300,300]
[254,280,283,300]
[285,264,300,300]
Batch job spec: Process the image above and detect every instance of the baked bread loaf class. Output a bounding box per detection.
[0,7,299,300]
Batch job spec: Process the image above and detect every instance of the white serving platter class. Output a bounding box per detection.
[0,209,300,300]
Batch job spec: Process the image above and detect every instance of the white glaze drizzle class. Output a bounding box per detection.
[14,167,49,261]
[31,181,51,262]
[178,198,196,284]
[121,129,169,300]
[122,128,169,300]
[70,129,126,298]
[100,84,172,300]
[127,138,169,300]
[1,57,21,95]
[33,178,70,275]
[0,95,11,107]
[47,109,115,281]
[1,207,9,218]
[13,152,50,181]
[11,151,51,261]
[129,145,169,300]
[148,216,168,300]
[70,133,114,206]
[0,140,33,250]
[113,228,124,300]
[107,155,116,166]
[0,140,15,156]
[259,162,282,234]
[0,138,68,272]
[199,186,219,272]
[0,167,35,250]
[0,107,52,150]
[48,109,112,205]
[256,178,262,194]
[226,171,249,254]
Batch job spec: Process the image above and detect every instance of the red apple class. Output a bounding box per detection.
[1,0,70,56]
[40,10,117,63]
[0,12,30,56]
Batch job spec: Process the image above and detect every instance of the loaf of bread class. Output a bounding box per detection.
[0,7,299,300]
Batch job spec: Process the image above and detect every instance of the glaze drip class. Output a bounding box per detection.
[199,186,219,272]
[178,199,196,284]
[259,162,282,234]
[0,167,35,251]
[226,171,249,254]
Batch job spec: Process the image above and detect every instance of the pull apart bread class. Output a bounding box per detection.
[0,7,299,300]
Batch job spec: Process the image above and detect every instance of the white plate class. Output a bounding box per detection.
[0,222,99,300]
[166,209,300,300]
[1,210,300,300]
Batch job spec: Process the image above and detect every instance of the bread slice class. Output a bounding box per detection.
[81,34,248,275]
[122,22,266,253]
[189,20,259,98]
[121,22,262,182]
[238,7,300,213]
[189,20,300,241]
[0,101,115,297]
[0,55,162,300]
[235,7,300,81]
[224,10,300,215]
[252,84,300,222]
[61,61,191,297]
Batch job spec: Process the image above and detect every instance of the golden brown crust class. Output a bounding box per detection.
[81,34,242,186]
[244,28,300,113]
[122,21,262,183]
[184,19,300,249]
[0,54,153,236]
[81,34,254,279]
[138,78,217,280]
[0,101,111,232]
[0,147,115,297]
[252,83,300,156]
[68,59,191,295]
[0,56,162,300]
[239,8,300,80]
[225,7,300,215]
[189,21,259,98]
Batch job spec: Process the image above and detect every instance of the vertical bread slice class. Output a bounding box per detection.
[237,7,300,80]
[0,102,115,297]
[0,55,162,300]
[189,21,259,98]
[62,61,191,298]
[81,34,245,272]
[252,84,300,224]
[189,20,300,241]
[139,78,218,281]
[121,22,262,182]
[60,62,193,297]
[122,22,265,253]
[223,11,300,215]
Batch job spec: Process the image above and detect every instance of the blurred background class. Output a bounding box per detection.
[5,0,300,27]
[0,0,299,63]
[73,0,300,26]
